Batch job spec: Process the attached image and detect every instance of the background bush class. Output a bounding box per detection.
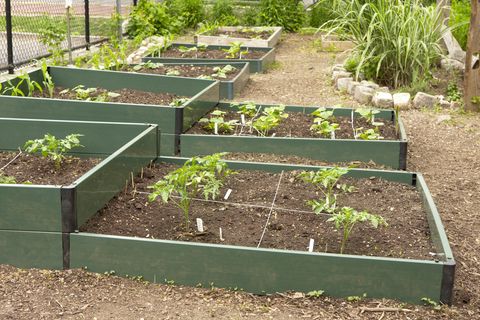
[167,0,206,29]
[450,0,471,50]
[126,0,181,38]
[258,0,306,32]
[210,0,240,25]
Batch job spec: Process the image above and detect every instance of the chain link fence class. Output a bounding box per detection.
[0,0,134,73]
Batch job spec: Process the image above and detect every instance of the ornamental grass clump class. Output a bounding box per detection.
[321,0,446,88]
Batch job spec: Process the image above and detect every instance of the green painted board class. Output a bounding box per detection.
[0,118,159,232]
[0,230,63,269]
[0,67,220,155]
[70,233,443,304]
[181,103,408,169]
[70,158,454,304]
[143,43,276,73]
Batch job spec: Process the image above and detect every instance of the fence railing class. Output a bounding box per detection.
[1,0,135,74]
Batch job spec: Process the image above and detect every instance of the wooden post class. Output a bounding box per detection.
[464,0,480,111]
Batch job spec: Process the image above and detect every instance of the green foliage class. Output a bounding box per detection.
[298,167,354,214]
[240,6,260,26]
[38,16,66,65]
[126,0,182,38]
[311,107,334,121]
[59,85,120,102]
[211,0,239,25]
[355,108,381,124]
[0,173,17,184]
[446,82,462,102]
[166,68,181,76]
[258,0,306,32]
[449,0,471,50]
[252,105,288,136]
[355,127,383,140]
[148,153,234,231]
[327,206,387,254]
[169,98,190,107]
[310,120,339,138]
[421,297,442,310]
[132,61,164,71]
[306,290,325,298]
[167,0,206,28]
[2,72,42,97]
[309,0,336,27]
[323,0,445,88]
[40,60,55,98]
[24,133,83,168]
[472,96,480,105]
[212,65,236,78]
[223,42,249,59]
[199,110,239,134]
[234,102,258,118]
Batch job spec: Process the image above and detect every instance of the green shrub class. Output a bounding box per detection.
[324,0,445,88]
[126,0,181,38]
[167,0,206,29]
[240,6,260,26]
[450,0,471,50]
[258,0,306,32]
[309,0,336,27]
[211,0,239,25]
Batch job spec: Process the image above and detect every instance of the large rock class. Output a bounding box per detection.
[393,93,411,108]
[360,80,379,90]
[354,85,375,105]
[413,92,439,108]
[441,58,465,72]
[332,71,352,82]
[347,81,360,95]
[332,64,346,72]
[372,92,393,108]
[336,77,353,92]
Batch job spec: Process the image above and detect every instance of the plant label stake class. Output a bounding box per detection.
[65,0,73,65]
[224,188,232,200]
[219,227,225,241]
[241,114,246,125]
[308,239,315,252]
[196,218,204,233]
[214,122,219,135]
[331,131,335,139]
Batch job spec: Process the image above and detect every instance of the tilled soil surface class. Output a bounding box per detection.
[131,64,240,80]
[188,109,398,139]
[34,87,182,106]
[81,163,432,259]
[0,152,100,185]
[162,47,266,59]
[1,33,479,319]
[212,30,272,40]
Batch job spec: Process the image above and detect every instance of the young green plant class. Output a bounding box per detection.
[298,167,354,214]
[223,42,249,59]
[24,133,84,168]
[252,105,288,136]
[40,59,55,98]
[199,110,239,134]
[212,65,237,79]
[327,206,387,254]
[148,153,234,232]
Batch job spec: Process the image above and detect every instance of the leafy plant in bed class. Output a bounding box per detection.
[82,154,433,260]
[150,42,266,60]
[130,61,240,81]
[189,103,396,140]
[1,62,189,107]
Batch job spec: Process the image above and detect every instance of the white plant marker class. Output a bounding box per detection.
[308,239,315,252]
[214,122,219,135]
[224,188,232,200]
[331,131,335,139]
[219,227,225,241]
[241,114,245,125]
[271,133,276,137]
[196,218,204,232]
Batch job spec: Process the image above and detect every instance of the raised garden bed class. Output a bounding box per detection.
[180,102,408,170]
[143,43,276,73]
[70,157,454,304]
[124,61,250,100]
[0,66,220,155]
[0,118,158,270]
[195,26,283,48]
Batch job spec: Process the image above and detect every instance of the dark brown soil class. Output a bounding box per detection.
[224,152,391,169]
[81,162,433,260]
[0,151,100,185]
[34,87,183,106]
[187,110,399,139]
[162,47,266,60]
[213,30,272,40]
[130,64,241,80]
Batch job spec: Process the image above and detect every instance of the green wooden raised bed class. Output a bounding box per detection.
[70,157,454,305]
[0,118,159,234]
[0,66,220,155]
[142,43,276,73]
[180,103,408,170]
[129,61,250,100]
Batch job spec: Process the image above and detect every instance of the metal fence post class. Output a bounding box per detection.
[85,0,91,50]
[116,0,122,41]
[133,0,137,6]
[5,0,14,74]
